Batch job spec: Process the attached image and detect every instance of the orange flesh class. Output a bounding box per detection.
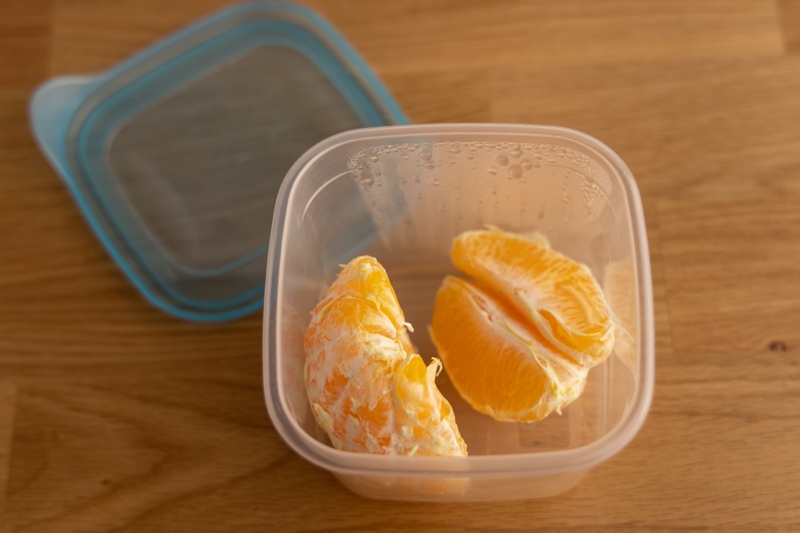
[430,276,588,422]
[450,227,614,365]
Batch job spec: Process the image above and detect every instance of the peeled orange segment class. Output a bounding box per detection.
[450,227,614,367]
[394,355,467,456]
[303,256,467,456]
[430,276,588,422]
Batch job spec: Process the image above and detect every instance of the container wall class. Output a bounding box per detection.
[268,125,651,501]
[278,129,641,455]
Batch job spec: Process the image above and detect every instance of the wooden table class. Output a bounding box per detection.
[2,0,800,530]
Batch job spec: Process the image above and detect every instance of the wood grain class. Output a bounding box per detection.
[3,0,800,531]
[779,0,800,53]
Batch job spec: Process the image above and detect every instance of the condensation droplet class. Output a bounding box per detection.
[448,145,461,154]
[563,194,571,204]
[424,162,435,170]
[508,165,523,179]
[420,151,432,161]
[368,155,379,162]
[509,145,522,158]
[521,159,533,171]
[487,166,497,175]
[496,154,509,166]
[532,152,544,160]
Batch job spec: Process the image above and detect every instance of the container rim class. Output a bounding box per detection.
[263,123,654,477]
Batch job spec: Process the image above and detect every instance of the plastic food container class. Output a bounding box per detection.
[28,2,407,322]
[263,123,654,502]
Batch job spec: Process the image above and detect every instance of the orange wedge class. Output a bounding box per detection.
[430,276,588,422]
[450,227,614,366]
[303,256,467,456]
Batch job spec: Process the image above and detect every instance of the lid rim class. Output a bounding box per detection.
[30,2,408,322]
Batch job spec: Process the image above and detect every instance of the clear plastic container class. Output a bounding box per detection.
[263,123,654,501]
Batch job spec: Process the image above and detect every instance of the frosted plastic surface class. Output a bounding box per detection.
[264,124,654,501]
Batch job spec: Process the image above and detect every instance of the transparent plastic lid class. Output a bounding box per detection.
[29,2,408,322]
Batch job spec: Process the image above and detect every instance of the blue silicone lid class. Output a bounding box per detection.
[29,2,408,322]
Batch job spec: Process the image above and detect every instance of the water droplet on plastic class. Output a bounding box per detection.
[496,155,509,166]
[487,166,497,175]
[563,194,571,204]
[509,145,522,158]
[424,162,435,170]
[448,145,461,154]
[508,165,522,179]
[420,151,432,161]
[532,152,543,160]
[521,159,532,171]
[368,155,379,162]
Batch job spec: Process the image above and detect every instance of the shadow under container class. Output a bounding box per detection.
[264,123,654,502]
